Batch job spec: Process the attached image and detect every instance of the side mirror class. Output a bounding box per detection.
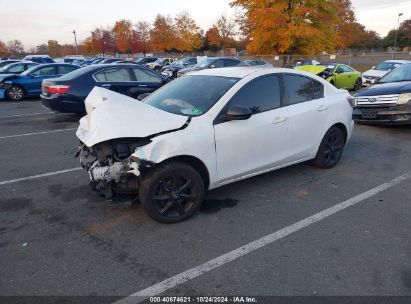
[137,93,151,101]
[209,64,216,69]
[183,62,188,66]
[224,106,252,121]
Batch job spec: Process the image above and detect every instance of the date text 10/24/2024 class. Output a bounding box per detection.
[149,296,257,303]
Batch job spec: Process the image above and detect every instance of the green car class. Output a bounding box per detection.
[295,63,362,91]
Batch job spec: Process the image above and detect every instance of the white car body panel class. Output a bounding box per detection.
[77,67,354,190]
[76,87,188,147]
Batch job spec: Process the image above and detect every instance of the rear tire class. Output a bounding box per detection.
[6,85,25,101]
[139,161,205,223]
[312,127,345,169]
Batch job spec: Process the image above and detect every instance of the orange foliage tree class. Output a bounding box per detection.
[206,26,222,50]
[0,40,8,57]
[230,0,351,55]
[174,11,203,52]
[150,14,177,52]
[113,19,134,53]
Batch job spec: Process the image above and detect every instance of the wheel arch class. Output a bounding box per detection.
[331,122,348,144]
[160,155,210,189]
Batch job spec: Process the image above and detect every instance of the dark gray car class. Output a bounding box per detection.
[177,57,241,77]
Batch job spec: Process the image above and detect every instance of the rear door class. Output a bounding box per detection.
[282,74,327,162]
[214,74,288,182]
[93,67,136,97]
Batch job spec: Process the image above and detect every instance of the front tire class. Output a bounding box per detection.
[353,78,362,91]
[139,161,205,223]
[6,85,25,101]
[312,127,345,169]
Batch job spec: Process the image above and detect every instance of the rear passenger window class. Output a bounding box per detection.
[284,75,323,105]
[94,68,132,82]
[8,64,24,73]
[133,68,162,83]
[229,75,281,114]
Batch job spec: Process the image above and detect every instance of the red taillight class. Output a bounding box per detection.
[347,96,355,107]
[47,85,71,94]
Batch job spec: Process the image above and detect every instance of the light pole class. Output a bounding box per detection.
[392,13,403,59]
[72,30,78,55]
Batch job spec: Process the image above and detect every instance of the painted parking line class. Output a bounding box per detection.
[114,170,411,304]
[0,167,82,186]
[0,112,53,119]
[0,128,77,140]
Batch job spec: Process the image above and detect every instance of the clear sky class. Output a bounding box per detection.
[0,0,410,49]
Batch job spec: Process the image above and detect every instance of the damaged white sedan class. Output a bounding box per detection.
[77,67,354,223]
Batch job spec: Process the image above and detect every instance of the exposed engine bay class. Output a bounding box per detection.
[77,138,154,200]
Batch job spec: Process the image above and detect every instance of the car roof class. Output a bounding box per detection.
[384,60,411,64]
[190,66,308,79]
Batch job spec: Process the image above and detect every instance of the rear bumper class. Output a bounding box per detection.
[41,95,85,114]
[353,104,411,125]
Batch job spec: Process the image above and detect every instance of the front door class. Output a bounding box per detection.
[214,75,288,183]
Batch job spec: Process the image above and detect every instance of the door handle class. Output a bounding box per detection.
[138,84,148,87]
[272,117,287,124]
[318,105,328,111]
[101,84,111,88]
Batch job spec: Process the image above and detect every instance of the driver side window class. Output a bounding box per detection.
[335,66,345,74]
[229,75,281,114]
[32,66,56,76]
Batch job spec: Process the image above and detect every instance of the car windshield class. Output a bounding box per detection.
[379,64,411,83]
[194,58,214,68]
[374,62,400,71]
[0,64,13,72]
[143,75,239,117]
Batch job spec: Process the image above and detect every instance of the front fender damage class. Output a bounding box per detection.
[76,117,191,200]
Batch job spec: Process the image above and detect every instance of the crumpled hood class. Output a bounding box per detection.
[294,65,327,75]
[76,87,188,147]
[0,74,18,82]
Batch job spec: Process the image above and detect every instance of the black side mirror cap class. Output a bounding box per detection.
[224,106,252,121]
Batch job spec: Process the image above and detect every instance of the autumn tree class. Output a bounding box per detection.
[90,27,115,54]
[216,15,237,48]
[150,14,176,52]
[7,40,24,57]
[113,19,134,53]
[206,26,223,50]
[174,11,203,52]
[382,19,411,49]
[48,40,61,57]
[36,44,49,54]
[135,21,151,53]
[0,40,8,57]
[230,0,346,55]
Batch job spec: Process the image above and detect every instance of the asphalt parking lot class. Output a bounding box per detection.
[0,99,410,303]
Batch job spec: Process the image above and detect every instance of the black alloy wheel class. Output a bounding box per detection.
[312,127,345,169]
[353,78,362,91]
[140,161,204,223]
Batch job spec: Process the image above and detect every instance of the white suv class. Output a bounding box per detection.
[77,67,354,223]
